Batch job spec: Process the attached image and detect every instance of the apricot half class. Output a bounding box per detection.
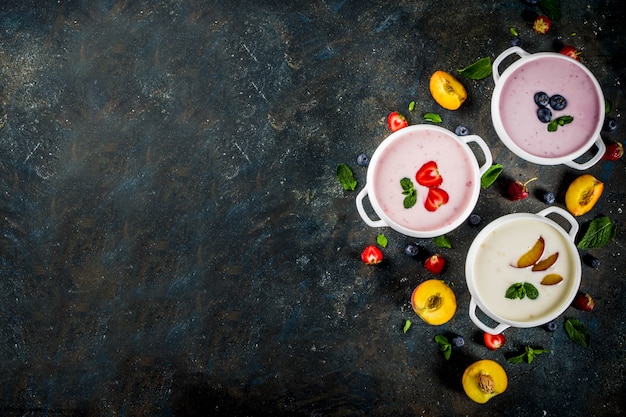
[462,360,508,404]
[429,70,467,110]
[565,174,604,216]
[410,279,456,325]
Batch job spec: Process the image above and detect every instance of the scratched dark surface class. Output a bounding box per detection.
[1,1,625,416]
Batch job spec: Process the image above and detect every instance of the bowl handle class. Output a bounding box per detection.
[536,206,580,241]
[462,135,494,176]
[562,136,606,171]
[469,298,510,335]
[492,46,530,85]
[356,186,387,228]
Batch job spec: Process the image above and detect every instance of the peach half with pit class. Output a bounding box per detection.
[429,70,467,110]
[462,359,508,404]
[565,174,604,216]
[410,279,456,325]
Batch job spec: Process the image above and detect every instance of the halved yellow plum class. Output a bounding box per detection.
[565,174,603,216]
[411,279,456,325]
[429,71,467,110]
[462,360,508,404]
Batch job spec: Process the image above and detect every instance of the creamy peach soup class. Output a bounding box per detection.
[372,129,476,232]
[472,218,578,323]
[499,56,602,158]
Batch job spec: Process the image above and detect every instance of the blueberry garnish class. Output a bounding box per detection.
[511,36,523,47]
[451,335,465,348]
[543,321,558,332]
[584,254,600,269]
[550,94,567,110]
[468,213,481,226]
[356,153,370,167]
[404,243,419,258]
[542,191,556,205]
[534,92,550,108]
[603,117,618,132]
[537,107,552,123]
[455,125,469,136]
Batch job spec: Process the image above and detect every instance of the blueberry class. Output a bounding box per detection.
[404,243,419,258]
[524,0,539,4]
[468,213,481,226]
[542,191,556,205]
[534,92,550,107]
[511,36,523,47]
[603,117,618,132]
[584,254,600,269]
[356,153,370,167]
[543,321,558,332]
[537,107,552,123]
[550,94,567,110]
[451,335,465,348]
[455,125,469,136]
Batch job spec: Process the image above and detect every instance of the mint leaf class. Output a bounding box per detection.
[508,346,549,364]
[403,319,412,333]
[458,57,492,80]
[565,318,590,347]
[524,283,539,300]
[510,27,518,36]
[540,0,561,21]
[408,101,415,111]
[577,216,617,249]
[400,177,417,209]
[548,115,573,132]
[506,282,538,300]
[480,163,503,189]
[423,113,442,123]
[336,163,357,191]
[434,335,452,360]
[377,234,388,248]
[433,235,452,249]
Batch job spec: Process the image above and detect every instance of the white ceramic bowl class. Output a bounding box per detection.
[465,207,582,334]
[356,125,492,238]
[491,46,606,170]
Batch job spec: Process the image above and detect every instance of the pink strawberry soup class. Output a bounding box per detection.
[498,56,602,159]
[372,129,477,232]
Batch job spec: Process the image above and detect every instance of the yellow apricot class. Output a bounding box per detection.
[429,70,467,110]
[565,174,604,216]
[462,360,508,404]
[410,279,456,325]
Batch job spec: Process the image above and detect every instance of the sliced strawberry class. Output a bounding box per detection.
[415,161,443,187]
[424,254,446,274]
[361,245,383,265]
[483,332,506,350]
[602,142,623,161]
[424,188,449,212]
[387,111,408,132]
[533,15,551,34]
[560,45,581,61]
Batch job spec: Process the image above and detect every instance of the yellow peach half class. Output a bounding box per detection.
[565,174,604,216]
[429,70,467,110]
[410,279,456,325]
[462,360,508,404]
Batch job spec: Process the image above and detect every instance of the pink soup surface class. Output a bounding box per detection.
[499,56,601,158]
[372,129,476,232]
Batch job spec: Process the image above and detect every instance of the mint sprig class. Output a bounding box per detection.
[548,115,573,132]
[577,216,617,249]
[423,113,442,123]
[377,234,388,248]
[565,318,591,347]
[400,177,417,209]
[458,57,492,80]
[505,282,539,300]
[480,163,503,189]
[507,346,550,364]
[433,235,452,249]
[434,334,452,360]
[336,163,357,191]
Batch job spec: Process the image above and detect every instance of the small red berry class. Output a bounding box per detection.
[572,292,595,311]
[361,245,383,265]
[507,177,537,201]
[424,254,446,274]
[387,111,409,132]
[533,15,551,34]
[483,332,506,350]
[560,46,581,61]
[602,142,623,161]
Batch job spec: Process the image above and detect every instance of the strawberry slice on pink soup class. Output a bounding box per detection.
[415,161,443,187]
[424,188,449,211]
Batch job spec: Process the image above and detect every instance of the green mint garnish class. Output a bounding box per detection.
[423,113,442,123]
[458,57,492,80]
[565,318,591,347]
[480,163,503,189]
[509,27,519,36]
[434,334,452,360]
[377,234,388,248]
[577,216,617,249]
[507,346,550,364]
[403,319,412,333]
[548,115,573,132]
[408,101,415,111]
[433,235,452,249]
[505,282,539,300]
[336,163,357,191]
[540,0,562,21]
[400,177,417,209]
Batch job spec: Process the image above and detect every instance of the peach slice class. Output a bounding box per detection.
[429,71,467,110]
[531,252,559,271]
[513,236,545,268]
[541,273,564,285]
[565,174,604,216]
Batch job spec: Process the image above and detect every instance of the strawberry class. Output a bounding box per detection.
[560,45,581,61]
[361,245,383,265]
[424,254,446,274]
[602,142,623,161]
[483,332,506,350]
[507,177,537,201]
[415,161,443,187]
[387,111,408,132]
[424,188,449,212]
[572,292,595,311]
[533,15,551,34]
